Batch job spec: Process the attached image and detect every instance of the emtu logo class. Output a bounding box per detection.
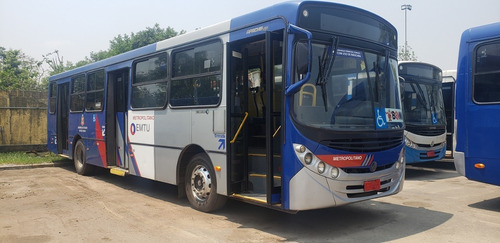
[130,123,136,135]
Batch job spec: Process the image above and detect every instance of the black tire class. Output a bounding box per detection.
[73,140,94,175]
[185,153,227,212]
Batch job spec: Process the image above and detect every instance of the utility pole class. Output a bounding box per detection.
[401,4,412,56]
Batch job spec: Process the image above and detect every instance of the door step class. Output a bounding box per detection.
[231,192,282,205]
[231,193,267,203]
[109,167,128,176]
[249,173,281,193]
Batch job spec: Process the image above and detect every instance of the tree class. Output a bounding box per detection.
[398,45,418,61]
[0,47,44,91]
[88,23,186,62]
[45,24,185,77]
[1,24,185,91]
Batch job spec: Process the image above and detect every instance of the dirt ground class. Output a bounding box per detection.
[0,161,499,242]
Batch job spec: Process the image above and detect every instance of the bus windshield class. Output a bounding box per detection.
[403,80,446,126]
[293,43,402,130]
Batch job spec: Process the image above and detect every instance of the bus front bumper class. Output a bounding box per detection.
[288,161,405,211]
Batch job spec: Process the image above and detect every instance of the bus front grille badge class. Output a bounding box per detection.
[370,162,378,172]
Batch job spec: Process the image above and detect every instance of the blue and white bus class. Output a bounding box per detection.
[455,22,500,186]
[47,1,405,212]
[399,62,446,163]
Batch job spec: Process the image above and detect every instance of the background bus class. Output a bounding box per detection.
[442,70,456,157]
[47,1,405,212]
[399,62,447,163]
[454,22,500,186]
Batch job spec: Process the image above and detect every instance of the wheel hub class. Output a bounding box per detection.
[190,165,212,201]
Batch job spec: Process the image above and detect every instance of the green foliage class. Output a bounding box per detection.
[0,47,44,91]
[0,151,70,165]
[398,45,418,61]
[88,23,186,63]
[2,24,185,90]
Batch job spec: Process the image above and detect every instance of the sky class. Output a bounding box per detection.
[1,0,499,72]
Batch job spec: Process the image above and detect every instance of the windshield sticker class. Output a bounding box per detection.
[375,108,388,129]
[375,108,403,129]
[385,108,403,123]
[336,48,363,59]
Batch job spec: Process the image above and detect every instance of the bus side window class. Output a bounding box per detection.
[131,53,168,109]
[70,75,86,112]
[171,41,222,107]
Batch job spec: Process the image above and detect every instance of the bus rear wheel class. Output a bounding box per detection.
[185,154,226,212]
[73,140,94,175]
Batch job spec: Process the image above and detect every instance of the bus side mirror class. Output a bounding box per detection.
[295,42,309,76]
[285,24,312,96]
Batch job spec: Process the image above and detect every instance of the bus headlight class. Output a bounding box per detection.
[396,147,405,169]
[405,138,418,149]
[293,143,342,179]
[295,145,306,153]
[331,167,339,178]
[317,162,326,174]
[304,153,313,165]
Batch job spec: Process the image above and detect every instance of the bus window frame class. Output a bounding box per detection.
[130,52,169,110]
[85,69,105,112]
[49,82,57,114]
[70,74,86,113]
[472,39,500,105]
[169,39,223,109]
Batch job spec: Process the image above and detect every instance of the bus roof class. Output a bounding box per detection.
[49,0,394,82]
[461,22,500,43]
[398,61,442,71]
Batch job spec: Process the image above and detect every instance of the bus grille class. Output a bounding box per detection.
[320,136,403,152]
[406,126,445,136]
[341,163,394,173]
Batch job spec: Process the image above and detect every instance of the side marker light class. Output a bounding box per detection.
[215,166,222,172]
[474,163,485,169]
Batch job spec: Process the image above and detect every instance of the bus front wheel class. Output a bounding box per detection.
[185,153,226,212]
[74,140,94,175]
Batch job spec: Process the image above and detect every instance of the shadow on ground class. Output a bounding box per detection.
[469,196,500,212]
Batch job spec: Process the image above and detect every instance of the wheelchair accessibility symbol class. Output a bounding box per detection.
[375,108,388,129]
[432,113,438,124]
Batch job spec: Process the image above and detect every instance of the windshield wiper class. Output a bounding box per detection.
[316,37,339,112]
[409,82,428,108]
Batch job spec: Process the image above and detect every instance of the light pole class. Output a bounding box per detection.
[401,4,412,56]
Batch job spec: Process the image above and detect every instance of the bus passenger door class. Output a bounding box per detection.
[56,83,69,154]
[106,69,129,169]
[228,30,284,205]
